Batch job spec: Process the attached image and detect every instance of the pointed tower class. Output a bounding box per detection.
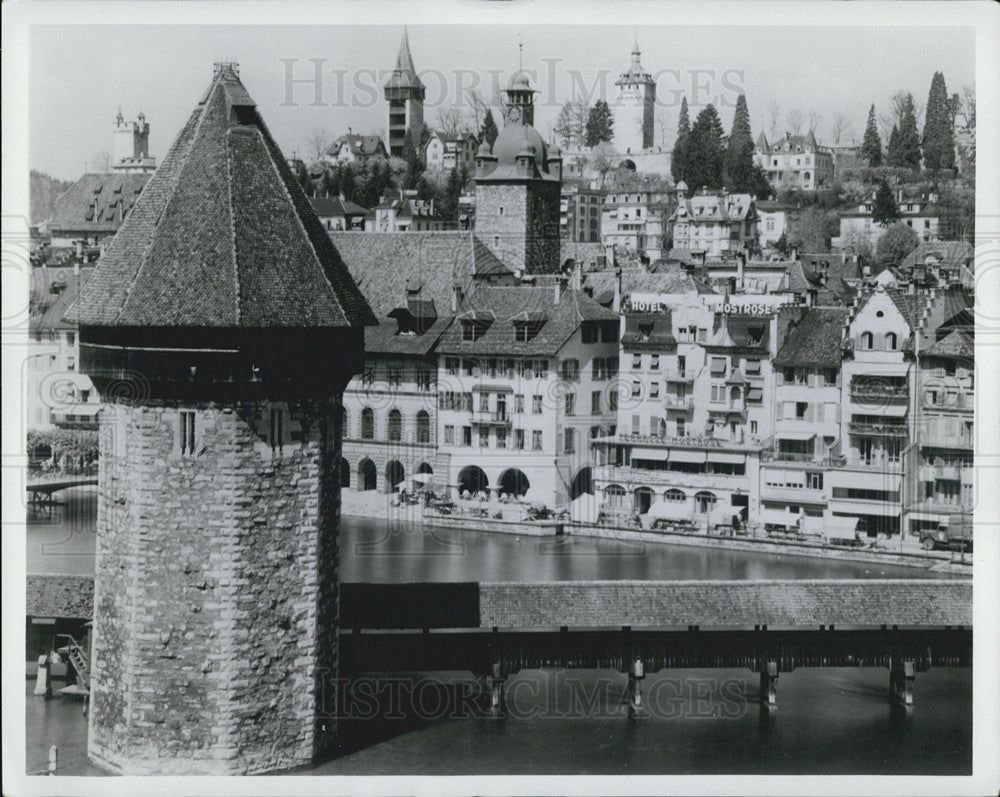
[613,35,656,154]
[384,27,425,157]
[71,62,375,775]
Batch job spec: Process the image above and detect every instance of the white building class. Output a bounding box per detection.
[669,184,758,258]
[424,131,477,172]
[601,189,671,262]
[753,131,834,191]
[612,36,656,155]
[833,189,941,250]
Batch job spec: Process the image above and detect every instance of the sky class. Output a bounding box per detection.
[29,23,976,180]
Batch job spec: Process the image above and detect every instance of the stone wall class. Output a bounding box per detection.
[88,397,341,775]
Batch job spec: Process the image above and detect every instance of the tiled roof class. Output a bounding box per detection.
[774,307,848,367]
[703,315,770,352]
[309,196,369,217]
[47,173,152,235]
[31,273,91,332]
[883,288,925,330]
[26,575,94,620]
[583,267,717,298]
[674,193,754,223]
[899,240,973,272]
[437,285,618,356]
[364,316,454,357]
[385,28,425,92]
[922,329,973,360]
[329,231,512,318]
[326,134,386,158]
[70,64,375,329]
[560,241,607,270]
[476,580,971,629]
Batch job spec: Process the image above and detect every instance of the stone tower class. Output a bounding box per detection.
[384,27,425,157]
[111,108,135,167]
[473,70,561,274]
[111,109,156,173]
[70,62,376,775]
[613,35,656,155]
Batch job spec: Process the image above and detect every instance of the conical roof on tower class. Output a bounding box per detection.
[616,34,653,85]
[71,62,376,329]
[384,27,425,92]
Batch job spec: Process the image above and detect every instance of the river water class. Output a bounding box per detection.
[26,488,971,775]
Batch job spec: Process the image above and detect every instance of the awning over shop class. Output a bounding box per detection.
[708,505,736,526]
[668,449,707,464]
[631,447,670,461]
[647,500,694,521]
[761,507,799,527]
[824,516,859,539]
[707,451,745,465]
[777,432,816,442]
[747,387,763,402]
[472,384,514,393]
[569,493,601,525]
[828,501,899,517]
[831,470,902,491]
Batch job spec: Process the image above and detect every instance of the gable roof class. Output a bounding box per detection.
[70,64,375,329]
[308,196,369,217]
[31,272,90,332]
[774,307,848,367]
[328,231,513,318]
[326,133,386,159]
[899,240,973,272]
[438,285,618,356]
[48,173,152,235]
[583,266,717,299]
[921,329,973,360]
[673,192,755,223]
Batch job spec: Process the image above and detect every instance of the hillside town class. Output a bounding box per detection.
[28,31,975,554]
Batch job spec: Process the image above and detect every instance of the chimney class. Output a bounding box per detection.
[613,266,622,312]
[554,276,565,304]
[451,284,463,312]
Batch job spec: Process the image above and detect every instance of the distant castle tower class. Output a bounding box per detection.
[111,109,156,173]
[474,66,562,274]
[613,36,656,154]
[73,62,374,774]
[384,28,425,157]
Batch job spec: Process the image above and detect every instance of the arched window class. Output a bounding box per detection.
[885,332,898,350]
[695,491,717,514]
[416,410,430,444]
[361,407,374,440]
[664,488,686,502]
[860,331,874,350]
[388,409,402,442]
[604,484,626,508]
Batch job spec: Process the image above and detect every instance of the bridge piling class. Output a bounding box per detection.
[759,661,778,706]
[626,658,645,713]
[489,661,506,715]
[890,658,915,706]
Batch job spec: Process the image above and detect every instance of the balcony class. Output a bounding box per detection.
[839,455,904,473]
[663,394,695,410]
[471,410,512,427]
[760,485,827,504]
[921,431,974,450]
[708,399,745,415]
[923,391,974,411]
[919,463,967,481]
[849,421,908,438]
[850,385,909,405]
[663,370,696,383]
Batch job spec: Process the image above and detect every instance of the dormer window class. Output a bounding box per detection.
[462,318,491,341]
[747,324,765,345]
[514,320,543,342]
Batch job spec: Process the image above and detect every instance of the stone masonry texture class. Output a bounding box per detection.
[87,398,342,775]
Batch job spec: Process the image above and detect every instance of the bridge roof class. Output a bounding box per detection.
[340,580,971,631]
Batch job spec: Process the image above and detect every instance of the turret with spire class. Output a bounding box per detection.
[613,34,656,153]
[384,27,425,157]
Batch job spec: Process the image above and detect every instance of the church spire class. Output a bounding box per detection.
[387,26,424,92]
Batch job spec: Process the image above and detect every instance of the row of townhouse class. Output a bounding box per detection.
[588,277,974,540]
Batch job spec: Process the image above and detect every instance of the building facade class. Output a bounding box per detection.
[322,131,388,166]
[669,184,758,258]
[613,37,656,154]
[753,131,834,191]
[833,189,941,250]
[365,190,447,232]
[561,182,604,243]
[111,109,156,173]
[601,189,671,261]
[424,131,477,172]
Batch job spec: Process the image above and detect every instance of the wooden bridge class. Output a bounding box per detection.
[338,580,972,708]
[27,477,98,508]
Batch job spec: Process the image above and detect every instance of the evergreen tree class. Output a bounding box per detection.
[585,100,615,147]
[724,95,755,192]
[876,222,919,269]
[437,166,465,221]
[402,134,424,188]
[748,163,773,200]
[553,101,576,149]
[895,92,922,170]
[886,124,902,167]
[340,165,357,203]
[671,96,691,183]
[860,104,883,167]
[480,109,499,148]
[686,104,726,191]
[872,179,899,226]
[922,71,955,172]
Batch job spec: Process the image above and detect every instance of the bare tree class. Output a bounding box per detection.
[767,101,781,140]
[807,110,823,135]
[655,109,671,148]
[465,89,493,133]
[785,109,805,136]
[877,112,894,143]
[436,106,465,136]
[305,128,334,161]
[829,112,852,145]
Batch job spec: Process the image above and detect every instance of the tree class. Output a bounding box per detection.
[685,104,726,191]
[785,109,805,136]
[585,100,614,147]
[872,179,899,226]
[885,124,902,167]
[553,101,576,149]
[570,98,589,147]
[789,207,841,252]
[954,84,976,180]
[889,92,921,169]
[766,100,781,140]
[860,104,883,167]
[339,164,357,202]
[829,111,852,145]
[479,109,499,147]
[590,141,618,188]
[436,106,466,136]
[808,110,823,134]
[922,71,956,172]
[671,96,691,183]
[724,95,755,192]
[402,134,424,188]
[306,128,333,161]
[655,109,671,148]
[747,163,773,200]
[876,222,919,269]
[437,165,466,222]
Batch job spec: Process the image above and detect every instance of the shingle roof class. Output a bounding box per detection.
[70,64,375,329]
[26,575,94,620]
[437,285,618,356]
[673,193,754,223]
[560,241,607,271]
[883,288,924,330]
[922,329,973,360]
[47,173,152,235]
[309,196,369,217]
[774,307,848,367]
[329,231,512,318]
[326,134,386,159]
[31,274,90,332]
[364,316,454,357]
[384,28,424,92]
[899,240,973,272]
[583,266,717,298]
